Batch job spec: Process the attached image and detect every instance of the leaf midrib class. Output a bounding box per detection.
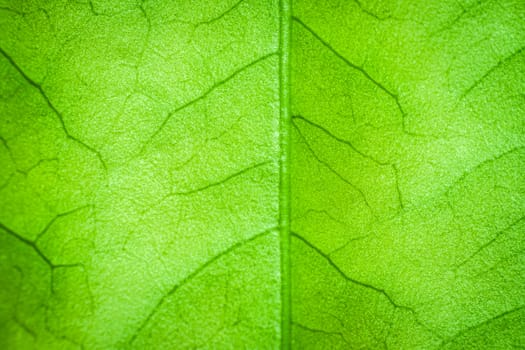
[279,0,292,348]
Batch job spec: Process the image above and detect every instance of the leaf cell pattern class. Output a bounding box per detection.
[1,0,524,349]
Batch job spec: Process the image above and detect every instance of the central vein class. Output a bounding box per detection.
[279,0,292,348]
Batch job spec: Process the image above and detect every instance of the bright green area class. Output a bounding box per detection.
[0,0,524,349]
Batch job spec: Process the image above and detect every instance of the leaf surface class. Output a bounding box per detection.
[0,1,281,348]
[290,0,525,348]
[1,0,524,349]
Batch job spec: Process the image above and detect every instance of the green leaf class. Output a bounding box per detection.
[1,0,524,349]
[290,0,525,348]
[0,1,280,348]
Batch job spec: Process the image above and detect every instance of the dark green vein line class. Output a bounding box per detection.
[0,222,54,268]
[0,47,107,171]
[439,305,525,348]
[291,231,440,338]
[292,115,388,166]
[292,232,402,307]
[453,216,525,272]
[128,227,276,345]
[291,121,374,215]
[292,321,350,346]
[460,45,525,100]
[34,205,93,242]
[195,0,245,27]
[169,161,271,196]
[141,52,277,155]
[291,17,430,137]
[291,17,400,104]
[445,146,525,197]
[0,222,83,272]
[279,0,292,348]
[353,0,391,20]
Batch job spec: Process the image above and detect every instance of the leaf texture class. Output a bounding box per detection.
[290,0,525,348]
[0,0,280,348]
[0,0,524,349]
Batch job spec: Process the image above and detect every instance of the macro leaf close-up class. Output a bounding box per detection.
[0,0,524,349]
